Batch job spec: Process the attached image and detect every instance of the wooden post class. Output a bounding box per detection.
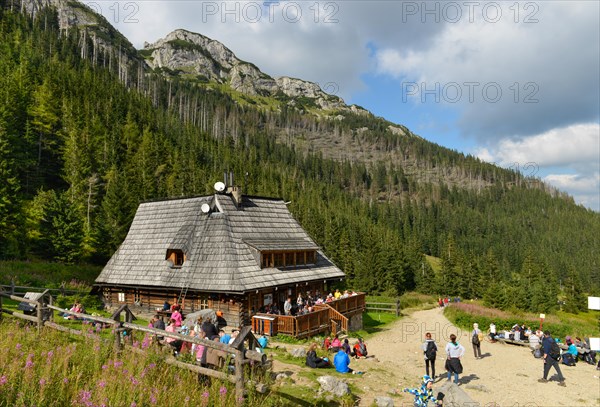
[396,299,400,317]
[0,291,3,321]
[48,295,54,322]
[234,348,244,401]
[37,298,43,334]
[10,278,15,295]
[114,327,123,353]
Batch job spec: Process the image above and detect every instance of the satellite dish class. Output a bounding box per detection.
[201,203,210,213]
[214,181,226,192]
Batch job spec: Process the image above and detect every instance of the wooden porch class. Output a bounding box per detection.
[252,293,366,339]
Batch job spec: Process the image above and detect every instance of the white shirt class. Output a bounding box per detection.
[445,342,465,358]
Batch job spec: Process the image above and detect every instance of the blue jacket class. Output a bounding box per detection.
[334,350,351,373]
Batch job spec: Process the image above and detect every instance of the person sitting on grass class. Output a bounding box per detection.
[353,338,368,358]
[329,334,342,352]
[306,343,330,368]
[333,348,363,374]
[402,375,443,407]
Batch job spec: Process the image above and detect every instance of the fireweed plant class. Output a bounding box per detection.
[0,320,268,406]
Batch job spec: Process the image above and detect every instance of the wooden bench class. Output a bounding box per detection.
[496,338,529,347]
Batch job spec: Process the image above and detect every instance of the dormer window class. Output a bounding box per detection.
[261,250,316,268]
[166,249,185,268]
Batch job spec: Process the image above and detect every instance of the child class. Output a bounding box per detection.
[402,375,442,407]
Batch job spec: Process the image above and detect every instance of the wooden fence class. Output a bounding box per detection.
[0,283,90,297]
[0,290,267,400]
[365,299,401,316]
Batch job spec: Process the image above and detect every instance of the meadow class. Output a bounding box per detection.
[444,301,599,339]
[0,319,277,407]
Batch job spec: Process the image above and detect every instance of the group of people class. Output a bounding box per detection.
[259,289,359,317]
[437,297,460,308]
[305,335,368,374]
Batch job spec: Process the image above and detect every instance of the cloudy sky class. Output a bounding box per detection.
[93,0,600,210]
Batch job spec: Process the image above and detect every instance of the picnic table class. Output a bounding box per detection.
[495,338,529,347]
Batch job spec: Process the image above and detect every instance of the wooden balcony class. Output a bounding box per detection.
[251,293,366,339]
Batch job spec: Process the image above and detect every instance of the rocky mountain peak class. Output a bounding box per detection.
[143,29,368,114]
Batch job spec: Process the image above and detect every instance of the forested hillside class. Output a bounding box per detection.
[0,3,598,313]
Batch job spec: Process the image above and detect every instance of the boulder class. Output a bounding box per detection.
[375,396,395,407]
[289,348,307,358]
[317,375,351,397]
[436,381,477,407]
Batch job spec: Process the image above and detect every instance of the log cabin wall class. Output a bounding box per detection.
[100,287,246,328]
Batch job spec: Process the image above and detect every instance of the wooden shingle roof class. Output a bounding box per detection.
[95,194,345,293]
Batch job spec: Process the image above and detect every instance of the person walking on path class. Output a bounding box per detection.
[538,330,566,387]
[471,323,483,359]
[445,334,465,384]
[422,332,438,379]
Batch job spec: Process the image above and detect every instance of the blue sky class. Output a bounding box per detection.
[95,0,600,210]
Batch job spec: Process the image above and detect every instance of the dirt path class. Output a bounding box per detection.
[354,306,600,406]
[271,307,600,406]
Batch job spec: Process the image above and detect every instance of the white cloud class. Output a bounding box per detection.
[476,123,600,169]
[474,123,600,210]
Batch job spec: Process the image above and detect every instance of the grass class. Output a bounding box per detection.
[444,302,599,339]
[0,260,100,288]
[0,318,272,407]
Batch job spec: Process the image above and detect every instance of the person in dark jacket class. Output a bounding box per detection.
[201,316,218,339]
[305,343,329,368]
[538,330,566,387]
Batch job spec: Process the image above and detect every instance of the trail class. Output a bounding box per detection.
[355,306,600,406]
[271,307,599,405]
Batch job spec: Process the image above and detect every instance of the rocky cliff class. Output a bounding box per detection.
[143,29,367,113]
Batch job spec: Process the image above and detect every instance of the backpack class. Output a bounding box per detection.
[561,353,576,366]
[425,341,437,360]
[533,348,543,359]
[472,332,480,345]
[549,340,561,360]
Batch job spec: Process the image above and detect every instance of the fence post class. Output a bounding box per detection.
[235,349,244,401]
[10,278,15,295]
[396,299,400,317]
[37,298,43,334]
[0,292,3,322]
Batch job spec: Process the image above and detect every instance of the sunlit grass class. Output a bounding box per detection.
[0,319,271,407]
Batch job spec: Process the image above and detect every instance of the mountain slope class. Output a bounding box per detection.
[0,1,598,311]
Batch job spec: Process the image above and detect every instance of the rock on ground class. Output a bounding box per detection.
[317,375,351,397]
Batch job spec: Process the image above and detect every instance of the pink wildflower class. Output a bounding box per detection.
[0,375,7,385]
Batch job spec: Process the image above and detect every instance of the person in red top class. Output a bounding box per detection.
[353,338,368,358]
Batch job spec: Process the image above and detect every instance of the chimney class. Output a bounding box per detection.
[231,186,243,208]
[225,171,243,208]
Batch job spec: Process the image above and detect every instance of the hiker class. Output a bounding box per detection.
[489,322,497,341]
[444,334,465,384]
[342,338,352,355]
[284,297,292,315]
[422,332,438,379]
[201,316,218,339]
[538,331,566,387]
[171,305,183,327]
[306,343,330,368]
[333,348,363,374]
[330,334,342,352]
[529,330,541,352]
[353,338,368,358]
[401,375,443,407]
[471,323,483,359]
